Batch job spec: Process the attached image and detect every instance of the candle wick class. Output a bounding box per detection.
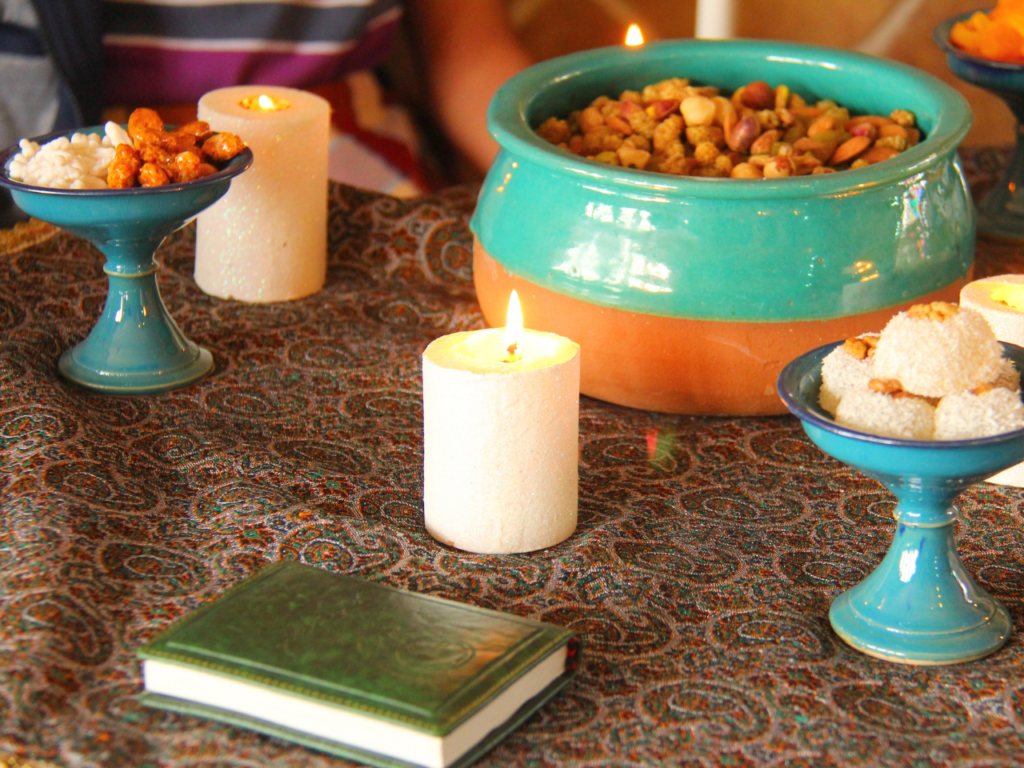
[504,342,522,363]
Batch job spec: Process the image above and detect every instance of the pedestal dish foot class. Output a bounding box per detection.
[828,510,1011,665]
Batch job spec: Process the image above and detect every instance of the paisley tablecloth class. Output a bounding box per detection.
[3,150,1024,768]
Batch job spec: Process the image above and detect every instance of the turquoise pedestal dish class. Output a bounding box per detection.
[936,12,1024,242]
[0,128,253,395]
[472,39,975,415]
[777,342,1024,665]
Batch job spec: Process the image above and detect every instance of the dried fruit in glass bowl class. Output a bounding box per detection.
[950,0,1024,64]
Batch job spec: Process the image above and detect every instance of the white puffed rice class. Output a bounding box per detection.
[872,304,1002,397]
[819,339,875,416]
[934,388,1024,440]
[989,357,1021,393]
[6,122,128,190]
[836,389,936,440]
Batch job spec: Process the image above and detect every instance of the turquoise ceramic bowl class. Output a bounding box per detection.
[0,127,253,395]
[471,39,975,415]
[935,11,1024,242]
[778,341,1024,664]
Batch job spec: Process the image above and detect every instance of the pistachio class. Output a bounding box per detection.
[742,80,774,110]
[727,115,761,153]
[536,77,924,178]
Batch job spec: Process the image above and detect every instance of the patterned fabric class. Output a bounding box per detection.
[102,0,403,106]
[2,149,1024,768]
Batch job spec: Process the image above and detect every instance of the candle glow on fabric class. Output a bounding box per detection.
[625,24,644,46]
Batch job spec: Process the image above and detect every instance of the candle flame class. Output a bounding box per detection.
[239,94,292,111]
[504,290,523,363]
[625,24,644,46]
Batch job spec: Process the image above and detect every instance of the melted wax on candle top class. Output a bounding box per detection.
[239,94,292,112]
[430,329,578,374]
[984,283,1024,312]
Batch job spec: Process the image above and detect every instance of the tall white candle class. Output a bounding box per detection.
[422,294,580,554]
[195,86,329,302]
[961,274,1024,487]
[695,0,736,39]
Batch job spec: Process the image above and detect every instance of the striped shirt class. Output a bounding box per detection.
[102,0,404,106]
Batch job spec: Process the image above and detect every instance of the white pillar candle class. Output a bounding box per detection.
[695,0,736,39]
[961,274,1024,486]
[422,294,580,554]
[195,86,329,302]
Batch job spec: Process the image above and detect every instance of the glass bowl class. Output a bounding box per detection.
[935,11,1024,243]
[473,39,975,415]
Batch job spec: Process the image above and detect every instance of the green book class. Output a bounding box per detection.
[137,561,580,768]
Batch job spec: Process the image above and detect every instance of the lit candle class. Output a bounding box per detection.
[625,24,644,46]
[194,86,329,302]
[422,291,580,554]
[961,274,1024,486]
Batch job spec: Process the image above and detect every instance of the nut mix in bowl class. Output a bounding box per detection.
[535,77,922,178]
[471,39,974,415]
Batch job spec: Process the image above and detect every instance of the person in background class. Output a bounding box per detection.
[0,0,533,225]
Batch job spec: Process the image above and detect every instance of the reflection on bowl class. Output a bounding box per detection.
[472,39,974,415]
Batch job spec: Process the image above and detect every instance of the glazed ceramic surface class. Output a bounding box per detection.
[472,39,974,415]
[0,127,253,395]
[474,39,974,322]
[936,12,1024,242]
[777,341,1024,665]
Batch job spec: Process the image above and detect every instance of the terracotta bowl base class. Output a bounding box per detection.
[474,240,968,415]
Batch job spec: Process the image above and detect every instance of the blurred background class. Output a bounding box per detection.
[498,0,1005,146]
[385,0,1009,186]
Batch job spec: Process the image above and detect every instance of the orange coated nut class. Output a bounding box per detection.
[106,106,246,188]
[138,162,170,187]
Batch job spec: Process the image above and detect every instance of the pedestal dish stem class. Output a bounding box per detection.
[57,233,214,395]
[829,478,1011,665]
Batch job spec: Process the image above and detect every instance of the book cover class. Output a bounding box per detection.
[137,561,579,767]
